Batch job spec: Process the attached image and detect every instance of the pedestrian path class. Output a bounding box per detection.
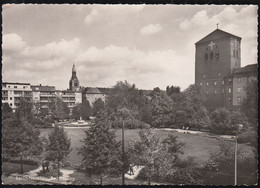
[10,166,75,184]
[124,165,145,180]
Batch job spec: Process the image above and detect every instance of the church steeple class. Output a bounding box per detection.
[69,63,80,91]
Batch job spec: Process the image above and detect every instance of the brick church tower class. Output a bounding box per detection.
[69,64,80,91]
[195,29,241,110]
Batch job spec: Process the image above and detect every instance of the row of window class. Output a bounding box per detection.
[200,80,225,86]
[205,87,242,95]
[205,51,220,60]
[3,85,29,89]
[202,73,222,78]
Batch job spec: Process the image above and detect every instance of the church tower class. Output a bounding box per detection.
[195,28,241,110]
[69,64,80,91]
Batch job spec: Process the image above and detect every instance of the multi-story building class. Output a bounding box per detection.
[195,28,257,111]
[2,82,32,111]
[82,87,106,106]
[31,84,56,109]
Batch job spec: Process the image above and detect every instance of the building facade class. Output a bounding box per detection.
[195,29,257,111]
[2,82,32,111]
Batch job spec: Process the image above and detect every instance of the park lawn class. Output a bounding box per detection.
[2,162,38,176]
[39,127,224,167]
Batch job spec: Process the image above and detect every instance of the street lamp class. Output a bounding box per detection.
[234,124,243,185]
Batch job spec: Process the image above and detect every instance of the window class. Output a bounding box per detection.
[214,81,217,85]
[10,97,12,100]
[210,52,214,59]
[228,88,231,93]
[229,78,232,82]
[215,51,219,59]
[237,88,241,93]
[218,73,221,77]
[233,49,235,57]
[14,86,17,88]
[222,80,225,85]
[238,78,241,83]
[228,97,231,102]
[200,82,202,86]
[203,74,206,78]
[206,82,209,86]
[214,90,217,94]
[10,103,12,106]
[205,53,208,60]
[8,86,10,88]
[237,97,242,104]
[236,50,239,58]
[222,89,224,94]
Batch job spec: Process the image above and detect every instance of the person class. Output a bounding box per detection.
[128,164,134,175]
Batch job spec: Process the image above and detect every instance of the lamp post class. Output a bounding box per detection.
[234,124,243,185]
[122,120,125,185]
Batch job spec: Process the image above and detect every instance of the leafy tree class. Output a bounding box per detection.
[78,110,122,185]
[2,103,13,120]
[147,87,174,127]
[210,108,246,135]
[166,85,181,96]
[241,79,258,128]
[204,140,257,185]
[45,125,71,179]
[2,116,43,173]
[72,100,92,120]
[48,97,70,120]
[128,129,199,184]
[92,98,105,116]
[175,84,210,130]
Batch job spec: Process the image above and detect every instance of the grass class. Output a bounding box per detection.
[39,127,227,167]
[2,162,38,176]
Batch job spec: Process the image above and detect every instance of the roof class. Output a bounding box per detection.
[72,64,76,72]
[233,64,258,75]
[31,85,56,91]
[97,88,115,95]
[2,82,30,85]
[84,87,102,94]
[196,29,241,45]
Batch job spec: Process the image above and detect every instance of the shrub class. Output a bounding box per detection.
[210,108,246,135]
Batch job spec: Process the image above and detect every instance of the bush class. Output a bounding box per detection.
[9,159,39,166]
[237,129,257,147]
[210,108,246,135]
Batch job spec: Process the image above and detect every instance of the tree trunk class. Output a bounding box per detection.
[57,161,60,180]
[100,171,102,185]
[20,155,23,174]
[148,166,151,185]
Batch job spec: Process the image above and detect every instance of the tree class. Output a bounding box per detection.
[204,140,257,185]
[166,85,180,96]
[175,84,210,130]
[128,129,199,184]
[2,103,13,120]
[48,97,70,120]
[2,101,43,174]
[78,110,122,185]
[92,98,105,116]
[72,100,92,120]
[147,87,174,127]
[241,79,258,128]
[45,125,71,179]
[210,108,246,135]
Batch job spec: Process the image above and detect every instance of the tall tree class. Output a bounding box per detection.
[147,87,174,128]
[2,99,43,173]
[72,100,92,120]
[92,98,105,116]
[48,97,70,120]
[78,110,122,185]
[45,125,71,179]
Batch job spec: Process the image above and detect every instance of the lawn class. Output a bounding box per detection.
[39,127,227,167]
[2,162,38,176]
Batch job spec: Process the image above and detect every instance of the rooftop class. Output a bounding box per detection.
[31,85,56,91]
[233,64,258,74]
[2,82,30,85]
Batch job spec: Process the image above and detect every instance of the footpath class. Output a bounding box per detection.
[3,166,74,185]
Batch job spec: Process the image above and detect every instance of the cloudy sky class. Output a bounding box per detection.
[2,4,258,90]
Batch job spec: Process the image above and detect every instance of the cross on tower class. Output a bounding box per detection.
[208,41,215,50]
[217,23,219,29]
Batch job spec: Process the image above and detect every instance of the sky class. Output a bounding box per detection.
[2,4,258,91]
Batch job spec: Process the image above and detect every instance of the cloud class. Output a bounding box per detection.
[75,45,192,90]
[2,33,27,54]
[84,9,98,24]
[140,24,162,35]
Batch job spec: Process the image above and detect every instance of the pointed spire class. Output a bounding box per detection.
[72,63,76,72]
